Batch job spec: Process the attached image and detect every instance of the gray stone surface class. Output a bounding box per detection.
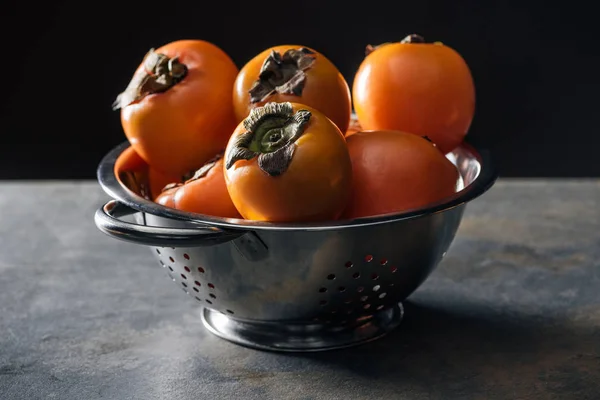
[0,180,599,400]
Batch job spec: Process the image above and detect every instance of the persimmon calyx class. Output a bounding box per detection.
[112,48,188,110]
[248,48,316,103]
[225,102,311,177]
[182,152,223,183]
[365,34,425,56]
[400,34,425,44]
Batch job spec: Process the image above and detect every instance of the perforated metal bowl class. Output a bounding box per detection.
[94,140,497,352]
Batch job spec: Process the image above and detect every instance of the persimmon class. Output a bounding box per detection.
[224,102,352,222]
[341,130,459,220]
[352,34,476,154]
[233,45,352,133]
[114,40,239,177]
[148,167,181,200]
[155,184,178,208]
[154,153,241,218]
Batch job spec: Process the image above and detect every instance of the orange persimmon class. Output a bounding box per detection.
[114,40,239,177]
[352,34,476,154]
[224,102,352,222]
[154,153,241,218]
[342,130,459,219]
[233,45,352,133]
[148,167,181,200]
[155,184,177,209]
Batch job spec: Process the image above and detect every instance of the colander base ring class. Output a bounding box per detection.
[201,303,404,352]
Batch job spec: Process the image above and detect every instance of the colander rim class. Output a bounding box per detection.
[97,140,498,231]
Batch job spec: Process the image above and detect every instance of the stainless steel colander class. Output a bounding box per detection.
[94,141,497,352]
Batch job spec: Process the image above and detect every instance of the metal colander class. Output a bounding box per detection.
[95,141,497,352]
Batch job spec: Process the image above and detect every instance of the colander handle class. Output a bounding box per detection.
[95,200,244,247]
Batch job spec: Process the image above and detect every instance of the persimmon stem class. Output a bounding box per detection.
[400,34,425,44]
[112,48,188,110]
[225,102,311,177]
[248,48,316,103]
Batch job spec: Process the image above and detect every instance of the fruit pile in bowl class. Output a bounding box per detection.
[111,34,478,223]
[95,34,496,352]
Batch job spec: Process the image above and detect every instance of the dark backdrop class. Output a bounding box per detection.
[2,1,598,179]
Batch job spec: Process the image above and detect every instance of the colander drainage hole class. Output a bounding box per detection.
[180,274,187,280]
[226,310,234,314]
[184,266,191,273]
[371,273,379,280]
[156,249,161,255]
[327,274,336,280]
[168,266,173,272]
[379,292,387,299]
[193,287,199,293]
[318,287,327,293]
[319,300,328,306]
[363,304,371,310]
[209,294,217,299]
[380,258,388,265]
[360,295,368,302]
[338,286,346,292]
[195,281,201,287]
[372,285,381,292]
[208,283,215,289]
[364,255,373,262]
[391,266,398,273]
[183,253,190,260]
[357,286,364,293]
[182,282,187,288]
[198,267,205,273]
[345,261,353,268]
[159,260,164,266]
[195,296,202,302]
[376,305,385,310]
[352,272,360,279]
[169,257,174,263]
[206,300,213,304]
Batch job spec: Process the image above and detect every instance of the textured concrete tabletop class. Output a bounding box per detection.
[0,180,598,399]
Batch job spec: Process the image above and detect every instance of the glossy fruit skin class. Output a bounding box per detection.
[154,157,241,218]
[233,45,352,133]
[352,41,475,154]
[120,40,239,176]
[155,185,177,208]
[341,130,459,220]
[148,167,181,200]
[224,103,353,222]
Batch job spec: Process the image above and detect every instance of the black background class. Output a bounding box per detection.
[2,1,598,179]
